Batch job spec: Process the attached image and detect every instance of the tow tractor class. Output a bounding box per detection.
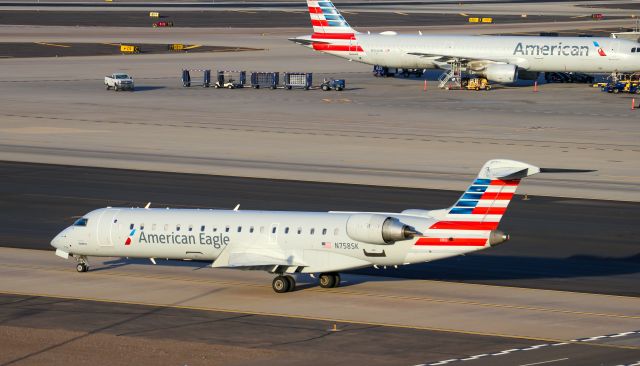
[462,77,491,91]
[320,78,345,91]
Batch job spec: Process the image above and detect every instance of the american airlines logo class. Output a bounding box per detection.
[513,42,591,57]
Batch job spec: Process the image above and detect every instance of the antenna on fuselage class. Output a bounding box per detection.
[144,202,151,209]
[233,204,240,211]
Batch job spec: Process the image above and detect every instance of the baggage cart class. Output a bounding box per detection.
[251,72,279,89]
[215,70,246,89]
[181,69,211,87]
[284,72,312,90]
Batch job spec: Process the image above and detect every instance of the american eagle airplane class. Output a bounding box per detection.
[290,0,640,83]
[51,159,585,293]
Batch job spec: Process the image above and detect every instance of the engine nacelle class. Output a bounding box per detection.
[346,214,418,245]
[483,63,518,83]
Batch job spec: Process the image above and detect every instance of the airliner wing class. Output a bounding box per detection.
[212,242,307,269]
[406,52,530,69]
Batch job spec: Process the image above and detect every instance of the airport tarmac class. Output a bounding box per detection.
[0,248,639,366]
[2,161,638,297]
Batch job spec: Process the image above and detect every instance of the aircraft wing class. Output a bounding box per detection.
[212,242,307,269]
[406,52,530,69]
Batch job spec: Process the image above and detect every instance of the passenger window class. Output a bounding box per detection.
[176,225,181,231]
[201,225,205,232]
[272,227,277,234]
[188,225,193,232]
[250,226,254,233]
[297,227,302,234]
[129,223,134,230]
[73,218,88,227]
[213,227,218,232]
[633,48,637,53]
[310,228,315,235]
[237,226,242,233]
[140,224,145,231]
[225,226,230,233]
[285,227,290,234]
[334,228,339,236]
[322,228,327,235]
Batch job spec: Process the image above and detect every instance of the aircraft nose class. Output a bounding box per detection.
[50,231,67,249]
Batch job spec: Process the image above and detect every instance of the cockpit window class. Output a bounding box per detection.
[73,218,88,227]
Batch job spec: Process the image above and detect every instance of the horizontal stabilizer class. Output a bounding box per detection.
[540,168,597,173]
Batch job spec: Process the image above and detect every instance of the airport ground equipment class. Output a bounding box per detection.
[602,80,640,94]
[215,70,246,89]
[320,78,345,91]
[181,69,211,88]
[104,72,134,91]
[283,72,312,90]
[462,77,491,90]
[149,11,160,17]
[153,21,173,27]
[120,45,140,54]
[250,72,279,89]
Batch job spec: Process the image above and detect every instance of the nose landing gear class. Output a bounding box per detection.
[74,256,90,272]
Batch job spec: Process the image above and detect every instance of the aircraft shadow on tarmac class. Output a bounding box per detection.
[96,254,640,295]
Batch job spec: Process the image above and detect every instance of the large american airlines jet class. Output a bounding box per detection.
[51,160,588,293]
[290,0,640,83]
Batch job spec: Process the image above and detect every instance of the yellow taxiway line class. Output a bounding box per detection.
[1,289,638,351]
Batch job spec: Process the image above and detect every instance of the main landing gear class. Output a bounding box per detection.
[74,256,90,273]
[271,273,342,293]
[319,273,341,289]
[272,275,296,293]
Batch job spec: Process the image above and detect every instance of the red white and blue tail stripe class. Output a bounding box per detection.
[416,159,540,247]
[307,0,355,34]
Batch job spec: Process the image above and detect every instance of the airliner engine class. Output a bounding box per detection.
[483,63,518,83]
[346,214,418,245]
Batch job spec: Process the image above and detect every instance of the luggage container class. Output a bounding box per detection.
[181,69,210,87]
[283,72,312,90]
[215,70,246,89]
[251,72,279,89]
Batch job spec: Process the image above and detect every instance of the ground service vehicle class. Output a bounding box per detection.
[463,77,491,90]
[104,73,134,91]
[215,71,246,89]
[321,78,345,91]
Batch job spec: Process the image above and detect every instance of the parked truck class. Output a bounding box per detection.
[104,72,134,91]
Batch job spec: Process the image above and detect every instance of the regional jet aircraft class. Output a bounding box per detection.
[290,0,640,83]
[51,159,587,293]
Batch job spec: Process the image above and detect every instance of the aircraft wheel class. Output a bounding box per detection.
[319,273,336,288]
[76,263,88,273]
[272,276,290,293]
[285,275,296,292]
[332,273,341,288]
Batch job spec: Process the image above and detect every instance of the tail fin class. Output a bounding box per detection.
[307,0,357,34]
[442,159,540,229]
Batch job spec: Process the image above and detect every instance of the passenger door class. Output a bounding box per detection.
[97,209,119,247]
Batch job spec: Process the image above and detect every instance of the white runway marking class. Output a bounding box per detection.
[518,358,569,366]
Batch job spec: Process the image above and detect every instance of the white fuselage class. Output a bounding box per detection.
[51,207,488,273]
[310,34,640,73]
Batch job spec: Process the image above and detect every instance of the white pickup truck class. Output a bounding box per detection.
[104,72,135,91]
